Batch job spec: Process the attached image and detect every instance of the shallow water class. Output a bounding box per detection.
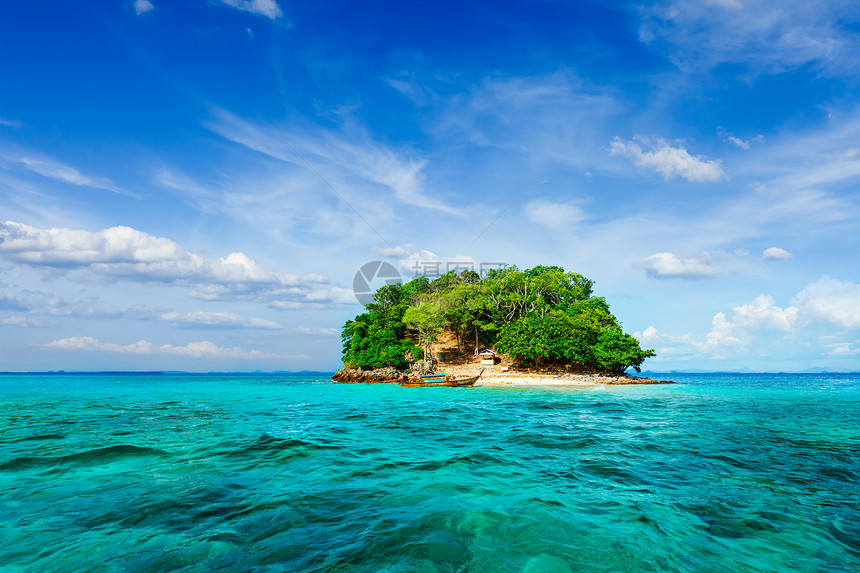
[1,372,858,572]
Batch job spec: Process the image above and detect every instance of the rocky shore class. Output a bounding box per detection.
[331,367,403,384]
[332,366,673,386]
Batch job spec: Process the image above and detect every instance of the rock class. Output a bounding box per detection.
[331,367,403,384]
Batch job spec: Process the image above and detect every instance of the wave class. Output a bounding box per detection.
[9,433,66,443]
[0,444,168,472]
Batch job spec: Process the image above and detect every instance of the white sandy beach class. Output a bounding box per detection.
[440,364,672,386]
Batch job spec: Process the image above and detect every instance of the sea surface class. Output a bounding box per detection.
[0,372,858,572]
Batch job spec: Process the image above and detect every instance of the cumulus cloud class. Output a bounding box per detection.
[793,276,860,328]
[698,312,741,349]
[763,247,793,260]
[219,0,282,19]
[0,221,346,307]
[731,294,798,331]
[134,0,154,16]
[640,252,728,279]
[652,277,860,359]
[43,336,287,359]
[634,325,660,344]
[159,311,281,330]
[524,199,585,230]
[610,137,725,182]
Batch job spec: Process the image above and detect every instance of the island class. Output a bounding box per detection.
[332,265,672,386]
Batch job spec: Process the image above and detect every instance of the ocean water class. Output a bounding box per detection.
[0,372,858,572]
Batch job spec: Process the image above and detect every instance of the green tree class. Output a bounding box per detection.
[591,329,656,374]
[403,299,446,361]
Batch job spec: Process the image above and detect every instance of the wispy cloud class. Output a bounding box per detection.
[206,109,458,214]
[2,316,46,327]
[524,199,585,231]
[638,0,860,77]
[293,326,339,336]
[725,135,763,150]
[219,0,282,19]
[133,0,154,16]
[43,336,291,358]
[158,311,281,330]
[0,291,27,311]
[0,147,135,197]
[610,137,725,182]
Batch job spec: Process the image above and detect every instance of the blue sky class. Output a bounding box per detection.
[1,0,859,372]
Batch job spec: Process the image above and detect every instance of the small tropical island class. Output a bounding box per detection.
[333,265,672,386]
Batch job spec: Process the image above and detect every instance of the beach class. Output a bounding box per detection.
[438,363,674,386]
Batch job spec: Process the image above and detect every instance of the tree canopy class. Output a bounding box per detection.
[341,265,655,373]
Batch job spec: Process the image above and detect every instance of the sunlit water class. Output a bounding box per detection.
[1,372,857,572]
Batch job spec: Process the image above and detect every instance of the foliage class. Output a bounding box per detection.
[340,266,655,373]
[341,280,422,370]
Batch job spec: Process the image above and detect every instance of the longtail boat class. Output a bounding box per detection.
[399,369,484,388]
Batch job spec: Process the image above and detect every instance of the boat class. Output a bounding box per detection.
[399,369,484,387]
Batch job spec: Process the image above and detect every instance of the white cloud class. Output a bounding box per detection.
[649,278,860,361]
[219,0,282,19]
[524,199,585,230]
[634,325,659,344]
[43,336,286,359]
[159,311,281,330]
[370,245,491,280]
[763,247,793,260]
[793,276,860,328]
[726,136,749,150]
[731,294,798,331]
[0,148,134,197]
[640,252,728,279]
[610,137,725,182]
[638,0,860,77]
[294,327,339,336]
[134,0,154,16]
[155,169,216,211]
[206,109,458,214]
[725,134,763,150]
[0,221,346,307]
[2,316,44,327]
[0,291,27,311]
[698,312,741,349]
[828,342,860,356]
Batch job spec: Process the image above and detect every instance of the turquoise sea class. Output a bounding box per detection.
[0,372,857,572]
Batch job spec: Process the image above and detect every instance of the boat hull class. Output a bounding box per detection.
[399,375,480,387]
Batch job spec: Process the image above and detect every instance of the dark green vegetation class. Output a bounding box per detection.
[341,266,655,373]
